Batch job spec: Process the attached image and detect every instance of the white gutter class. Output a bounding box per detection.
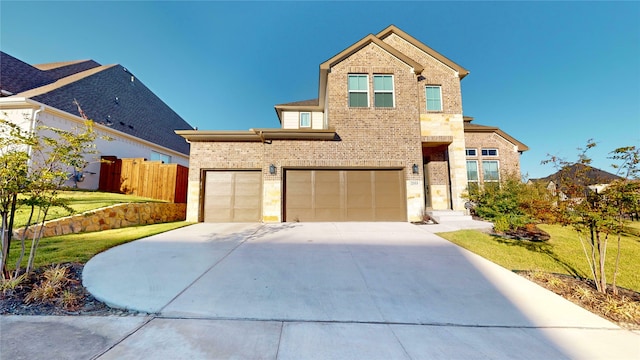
[27,105,45,168]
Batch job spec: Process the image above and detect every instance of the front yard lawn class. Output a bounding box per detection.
[438,223,640,292]
[5,221,191,270]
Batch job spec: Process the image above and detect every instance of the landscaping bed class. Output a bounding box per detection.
[0,263,142,316]
[519,270,640,330]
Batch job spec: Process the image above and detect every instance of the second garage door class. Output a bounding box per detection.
[203,171,262,222]
[285,169,406,222]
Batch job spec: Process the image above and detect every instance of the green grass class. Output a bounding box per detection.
[12,190,163,228]
[6,221,192,270]
[438,223,640,292]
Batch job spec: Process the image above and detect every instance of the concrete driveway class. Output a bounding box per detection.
[2,222,638,359]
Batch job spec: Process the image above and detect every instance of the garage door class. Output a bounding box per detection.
[285,169,406,222]
[203,171,262,222]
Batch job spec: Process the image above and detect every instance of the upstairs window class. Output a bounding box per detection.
[300,112,311,128]
[426,85,442,111]
[373,75,394,107]
[481,148,498,156]
[466,148,477,156]
[348,74,369,107]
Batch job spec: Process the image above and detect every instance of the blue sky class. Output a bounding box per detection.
[2,1,638,179]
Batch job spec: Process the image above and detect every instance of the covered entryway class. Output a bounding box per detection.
[202,171,262,222]
[284,169,406,222]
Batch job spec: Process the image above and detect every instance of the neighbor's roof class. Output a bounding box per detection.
[463,118,529,152]
[535,163,622,186]
[0,51,193,155]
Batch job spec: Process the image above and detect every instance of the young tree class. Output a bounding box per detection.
[542,140,635,293]
[0,119,35,278]
[0,116,98,278]
[605,146,639,295]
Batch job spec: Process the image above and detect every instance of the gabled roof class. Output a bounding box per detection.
[1,52,193,155]
[463,117,529,152]
[319,33,424,74]
[274,25,469,122]
[376,25,469,79]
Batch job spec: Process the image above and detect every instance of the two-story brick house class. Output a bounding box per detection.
[177,25,527,223]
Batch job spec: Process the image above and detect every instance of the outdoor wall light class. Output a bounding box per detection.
[269,164,276,175]
[412,164,419,174]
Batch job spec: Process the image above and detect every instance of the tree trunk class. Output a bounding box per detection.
[1,212,9,279]
[14,205,35,277]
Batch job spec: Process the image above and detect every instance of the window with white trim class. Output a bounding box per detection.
[348,74,369,107]
[150,151,171,164]
[373,75,394,107]
[481,148,498,156]
[466,160,479,192]
[426,85,442,111]
[299,112,311,128]
[466,148,477,156]
[482,160,500,182]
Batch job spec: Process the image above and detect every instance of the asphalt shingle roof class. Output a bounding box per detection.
[1,52,193,155]
[275,98,319,107]
[535,163,622,186]
[35,60,102,81]
[0,52,54,94]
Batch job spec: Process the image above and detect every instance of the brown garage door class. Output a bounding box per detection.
[203,171,262,222]
[285,169,406,222]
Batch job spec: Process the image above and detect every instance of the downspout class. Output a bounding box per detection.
[27,105,45,169]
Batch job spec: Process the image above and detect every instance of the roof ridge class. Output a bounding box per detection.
[34,59,95,71]
[15,64,117,98]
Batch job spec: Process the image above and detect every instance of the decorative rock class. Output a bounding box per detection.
[13,203,186,239]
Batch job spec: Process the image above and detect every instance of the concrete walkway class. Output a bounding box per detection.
[2,222,638,359]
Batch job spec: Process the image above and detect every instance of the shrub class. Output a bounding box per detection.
[467,176,553,231]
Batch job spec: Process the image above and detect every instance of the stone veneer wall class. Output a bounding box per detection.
[14,203,186,239]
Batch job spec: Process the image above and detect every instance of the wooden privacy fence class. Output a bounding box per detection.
[99,156,188,203]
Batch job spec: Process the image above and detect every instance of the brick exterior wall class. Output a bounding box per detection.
[463,132,523,183]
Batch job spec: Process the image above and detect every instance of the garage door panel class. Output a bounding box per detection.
[203,171,262,222]
[314,209,342,222]
[285,169,406,222]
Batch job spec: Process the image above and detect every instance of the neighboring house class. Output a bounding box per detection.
[0,51,193,190]
[177,25,528,223]
[530,163,622,199]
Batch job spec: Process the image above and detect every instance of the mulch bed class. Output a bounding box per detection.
[0,263,142,316]
[518,271,640,330]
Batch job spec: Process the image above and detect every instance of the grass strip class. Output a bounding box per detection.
[7,221,192,270]
[437,223,640,292]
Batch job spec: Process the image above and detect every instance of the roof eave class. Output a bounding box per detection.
[464,126,529,152]
[176,128,338,142]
